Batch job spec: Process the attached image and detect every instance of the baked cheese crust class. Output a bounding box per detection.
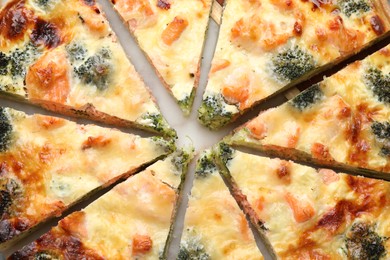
[9,150,191,259]
[199,0,390,129]
[0,0,174,136]
[180,150,263,260]
[111,0,212,115]
[228,44,390,178]
[0,106,173,249]
[218,147,390,260]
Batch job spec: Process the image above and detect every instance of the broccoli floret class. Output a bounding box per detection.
[0,52,9,76]
[9,43,40,80]
[0,190,11,218]
[151,136,175,153]
[142,113,166,133]
[66,43,87,62]
[178,93,195,116]
[34,251,60,260]
[339,0,371,17]
[364,68,390,104]
[380,147,390,156]
[74,48,112,90]
[198,94,233,129]
[195,151,217,179]
[178,239,210,260]
[345,222,386,260]
[0,108,12,152]
[289,84,324,110]
[372,122,390,140]
[35,0,50,6]
[271,46,315,83]
[171,150,192,173]
[218,142,234,165]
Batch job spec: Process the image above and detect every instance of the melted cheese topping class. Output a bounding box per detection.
[226,150,390,259]
[0,0,172,134]
[229,45,390,174]
[0,107,170,245]
[112,0,212,113]
[181,150,263,260]
[201,0,390,127]
[11,151,188,259]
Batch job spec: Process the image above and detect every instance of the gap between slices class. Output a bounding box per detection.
[0,0,175,137]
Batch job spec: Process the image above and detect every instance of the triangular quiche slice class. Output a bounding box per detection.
[215,144,390,260]
[110,0,212,115]
[227,44,390,179]
[179,150,265,260]
[198,0,390,129]
[0,106,174,249]
[9,149,193,259]
[0,0,174,136]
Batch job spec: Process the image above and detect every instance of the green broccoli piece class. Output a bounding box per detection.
[66,43,87,62]
[218,142,234,165]
[171,150,192,173]
[198,94,233,129]
[34,251,60,260]
[289,84,324,110]
[339,0,371,17]
[0,108,13,152]
[380,147,390,157]
[151,136,175,153]
[74,48,112,91]
[142,113,167,133]
[9,43,40,80]
[178,238,210,260]
[364,68,390,104]
[178,93,195,116]
[195,151,217,179]
[372,121,390,140]
[271,46,315,83]
[345,222,386,260]
[0,52,9,76]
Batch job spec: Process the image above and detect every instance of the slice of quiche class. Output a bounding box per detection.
[227,44,390,179]
[215,144,390,260]
[9,149,193,259]
[179,150,265,260]
[0,0,174,136]
[198,0,390,129]
[0,106,174,249]
[111,0,212,115]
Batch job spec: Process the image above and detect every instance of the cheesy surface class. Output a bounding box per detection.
[199,0,390,129]
[228,44,390,176]
[220,148,390,259]
[0,0,173,135]
[180,150,263,260]
[111,0,212,114]
[9,150,190,259]
[0,107,173,247]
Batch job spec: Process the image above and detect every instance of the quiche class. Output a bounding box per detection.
[0,0,174,136]
[0,106,174,249]
[179,150,264,260]
[227,44,390,179]
[198,0,390,129]
[215,144,390,260]
[111,0,213,115]
[9,149,192,259]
